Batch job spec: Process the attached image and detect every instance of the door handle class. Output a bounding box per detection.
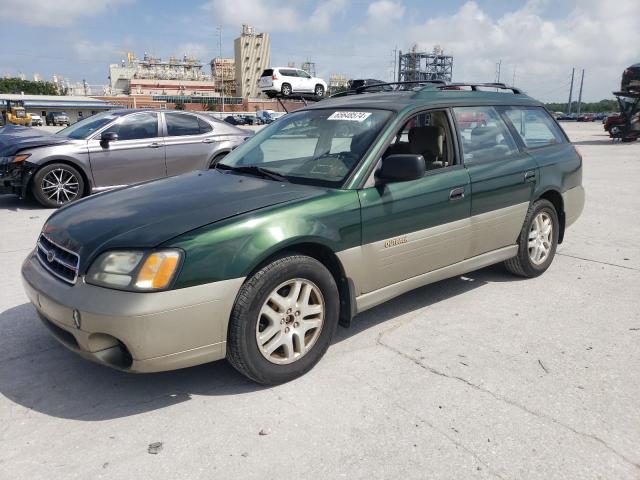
[148,142,162,148]
[449,187,465,201]
[524,170,536,182]
[202,138,215,144]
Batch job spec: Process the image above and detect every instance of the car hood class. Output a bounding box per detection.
[0,125,70,156]
[42,170,324,272]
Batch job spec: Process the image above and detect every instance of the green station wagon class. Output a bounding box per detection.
[21,83,585,384]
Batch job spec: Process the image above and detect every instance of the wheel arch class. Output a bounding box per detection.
[537,189,565,243]
[245,241,355,327]
[32,158,92,196]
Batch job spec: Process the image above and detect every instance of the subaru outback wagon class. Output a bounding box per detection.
[21,83,585,384]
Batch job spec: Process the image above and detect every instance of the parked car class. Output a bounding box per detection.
[576,113,596,122]
[556,113,576,121]
[20,83,584,384]
[256,110,277,124]
[224,115,248,125]
[30,114,43,126]
[46,112,70,126]
[259,67,327,98]
[0,109,251,207]
[240,115,257,125]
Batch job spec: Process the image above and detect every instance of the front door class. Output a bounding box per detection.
[452,106,538,258]
[357,110,472,294]
[87,112,166,189]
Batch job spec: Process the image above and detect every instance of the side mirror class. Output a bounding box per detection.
[100,131,118,147]
[376,154,426,182]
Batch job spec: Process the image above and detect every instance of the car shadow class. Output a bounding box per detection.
[0,194,50,212]
[0,264,516,422]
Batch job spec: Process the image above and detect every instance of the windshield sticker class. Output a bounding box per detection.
[328,111,372,122]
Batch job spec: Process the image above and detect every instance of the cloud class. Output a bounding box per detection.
[0,0,133,27]
[400,0,640,101]
[204,0,346,32]
[367,0,404,23]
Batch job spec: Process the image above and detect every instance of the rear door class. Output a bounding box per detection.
[259,69,273,89]
[87,112,166,188]
[163,112,218,175]
[452,106,538,257]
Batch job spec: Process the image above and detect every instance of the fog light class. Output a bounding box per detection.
[73,309,81,329]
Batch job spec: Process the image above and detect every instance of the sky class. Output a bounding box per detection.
[0,0,638,102]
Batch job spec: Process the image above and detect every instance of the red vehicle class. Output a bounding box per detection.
[576,113,596,122]
[608,64,640,142]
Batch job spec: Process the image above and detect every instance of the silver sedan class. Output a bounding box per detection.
[0,109,251,207]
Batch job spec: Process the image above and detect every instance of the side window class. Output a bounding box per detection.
[165,113,202,136]
[502,107,565,148]
[383,110,455,170]
[297,70,311,79]
[453,107,519,163]
[110,113,158,140]
[198,117,213,133]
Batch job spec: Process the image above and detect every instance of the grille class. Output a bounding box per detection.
[36,234,80,285]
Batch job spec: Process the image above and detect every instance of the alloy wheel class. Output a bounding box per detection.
[528,211,553,265]
[41,168,80,204]
[255,278,324,365]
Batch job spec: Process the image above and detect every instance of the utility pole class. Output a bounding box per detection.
[567,68,575,114]
[392,46,398,82]
[495,60,502,83]
[217,25,224,112]
[512,66,517,86]
[576,69,585,115]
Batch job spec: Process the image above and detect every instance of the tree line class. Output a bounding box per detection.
[544,99,619,113]
[0,78,60,95]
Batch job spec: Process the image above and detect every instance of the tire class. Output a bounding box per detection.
[281,83,292,96]
[504,199,559,278]
[209,152,227,168]
[314,84,325,97]
[227,254,339,385]
[32,163,85,208]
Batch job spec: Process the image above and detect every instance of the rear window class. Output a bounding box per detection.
[261,69,273,77]
[502,107,566,148]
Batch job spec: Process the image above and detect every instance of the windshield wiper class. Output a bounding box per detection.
[216,163,289,182]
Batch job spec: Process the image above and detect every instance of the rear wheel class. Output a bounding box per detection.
[281,83,292,96]
[504,199,559,277]
[227,254,339,384]
[209,152,227,168]
[32,163,84,208]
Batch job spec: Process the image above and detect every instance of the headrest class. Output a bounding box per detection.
[470,126,500,149]
[408,126,444,157]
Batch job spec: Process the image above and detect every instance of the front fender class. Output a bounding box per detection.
[168,189,362,289]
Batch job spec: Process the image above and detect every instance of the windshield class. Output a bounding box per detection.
[56,111,117,139]
[219,108,392,187]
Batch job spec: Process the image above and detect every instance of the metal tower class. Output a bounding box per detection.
[397,45,453,82]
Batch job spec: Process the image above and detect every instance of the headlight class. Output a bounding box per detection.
[0,154,31,164]
[86,249,183,291]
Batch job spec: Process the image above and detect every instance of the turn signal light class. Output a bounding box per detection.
[135,251,181,290]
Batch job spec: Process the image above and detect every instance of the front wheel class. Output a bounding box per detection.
[32,163,84,208]
[314,84,325,97]
[227,254,339,384]
[504,199,559,277]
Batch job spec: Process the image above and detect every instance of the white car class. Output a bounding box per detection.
[30,114,43,126]
[259,68,327,98]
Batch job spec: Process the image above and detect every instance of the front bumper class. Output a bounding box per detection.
[0,160,36,197]
[21,251,245,372]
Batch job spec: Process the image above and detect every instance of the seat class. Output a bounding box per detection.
[408,126,444,169]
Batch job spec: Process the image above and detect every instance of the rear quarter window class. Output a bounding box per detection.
[502,107,566,148]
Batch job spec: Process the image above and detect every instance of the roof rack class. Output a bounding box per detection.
[438,82,523,94]
[354,80,446,94]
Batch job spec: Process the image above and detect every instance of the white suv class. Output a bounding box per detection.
[259,68,327,98]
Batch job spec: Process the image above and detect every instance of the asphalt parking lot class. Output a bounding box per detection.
[0,122,638,479]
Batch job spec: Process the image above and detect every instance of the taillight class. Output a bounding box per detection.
[574,146,583,161]
[272,74,278,80]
